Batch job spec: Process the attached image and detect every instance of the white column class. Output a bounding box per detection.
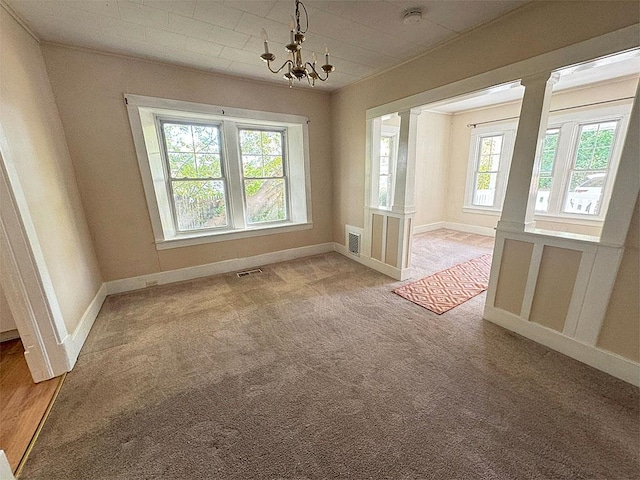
[498,72,559,232]
[392,109,419,215]
[600,83,640,246]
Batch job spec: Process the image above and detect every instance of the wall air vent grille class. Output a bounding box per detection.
[348,232,361,256]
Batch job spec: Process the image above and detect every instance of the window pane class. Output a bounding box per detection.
[563,172,605,215]
[172,180,227,230]
[239,130,262,154]
[380,156,389,175]
[478,136,502,172]
[380,137,391,157]
[193,125,220,153]
[535,177,553,212]
[196,154,221,178]
[379,175,389,208]
[168,153,196,178]
[261,131,282,155]
[244,179,286,224]
[240,130,284,179]
[262,156,283,177]
[574,121,618,170]
[473,172,497,207]
[163,123,192,151]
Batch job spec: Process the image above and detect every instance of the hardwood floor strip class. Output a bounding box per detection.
[14,373,65,478]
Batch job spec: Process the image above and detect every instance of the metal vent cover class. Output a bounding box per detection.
[236,268,263,278]
[348,232,361,256]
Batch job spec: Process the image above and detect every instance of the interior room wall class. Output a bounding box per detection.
[40,45,333,282]
[414,111,450,228]
[0,10,103,334]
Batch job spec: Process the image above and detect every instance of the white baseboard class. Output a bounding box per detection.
[0,450,15,480]
[444,222,496,237]
[333,242,410,280]
[413,222,445,235]
[484,305,640,387]
[412,222,496,238]
[106,242,334,295]
[61,283,107,369]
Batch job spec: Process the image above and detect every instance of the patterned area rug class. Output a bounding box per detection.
[394,254,493,314]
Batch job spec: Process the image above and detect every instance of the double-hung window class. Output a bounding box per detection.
[562,121,619,216]
[126,95,311,248]
[371,124,400,210]
[464,124,516,212]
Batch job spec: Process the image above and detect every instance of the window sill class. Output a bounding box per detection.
[155,222,313,250]
[533,213,604,225]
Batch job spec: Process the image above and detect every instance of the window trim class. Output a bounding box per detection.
[125,94,312,249]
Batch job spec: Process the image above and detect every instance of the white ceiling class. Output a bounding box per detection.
[5,0,529,91]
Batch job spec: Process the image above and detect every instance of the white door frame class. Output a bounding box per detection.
[0,145,69,383]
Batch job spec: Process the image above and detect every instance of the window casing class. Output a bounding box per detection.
[126,95,311,249]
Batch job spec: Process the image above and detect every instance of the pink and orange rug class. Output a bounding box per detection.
[393,254,493,314]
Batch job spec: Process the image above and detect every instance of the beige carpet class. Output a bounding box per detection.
[20,236,639,479]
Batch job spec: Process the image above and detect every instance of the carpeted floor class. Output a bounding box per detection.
[20,231,639,479]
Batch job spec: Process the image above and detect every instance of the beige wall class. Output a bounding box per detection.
[598,196,640,362]
[414,112,450,227]
[331,1,639,244]
[0,11,102,333]
[0,285,17,334]
[40,45,333,281]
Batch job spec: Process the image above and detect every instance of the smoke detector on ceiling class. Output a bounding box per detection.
[402,8,423,25]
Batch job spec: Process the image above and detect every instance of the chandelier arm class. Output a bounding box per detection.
[305,62,329,82]
[266,59,294,75]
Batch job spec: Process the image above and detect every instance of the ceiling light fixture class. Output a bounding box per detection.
[260,0,335,88]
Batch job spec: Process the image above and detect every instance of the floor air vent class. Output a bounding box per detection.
[348,232,361,256]
[236,268,263,278]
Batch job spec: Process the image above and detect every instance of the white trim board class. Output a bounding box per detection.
[106,243,334,295]
[484,305,640,387]
[0,450,15,480]
[413,222,496,238]
[61,284,107,369]
[333,242,412,281]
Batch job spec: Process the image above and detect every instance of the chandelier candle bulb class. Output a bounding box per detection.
[261,29,269,55]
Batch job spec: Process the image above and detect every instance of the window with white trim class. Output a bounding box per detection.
[464,102,631,221]
[125,95,311,248]
[371,124,400,210]
[464,124,516,212]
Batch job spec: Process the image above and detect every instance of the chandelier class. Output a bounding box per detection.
[260,0,335,87]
